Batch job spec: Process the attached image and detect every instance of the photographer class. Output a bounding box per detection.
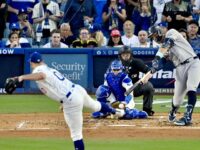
[17,8,34,38]
[32,0,60,45]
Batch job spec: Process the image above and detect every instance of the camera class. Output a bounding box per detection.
[18,14,28,21]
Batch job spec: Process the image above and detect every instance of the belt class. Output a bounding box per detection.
[60,84,75,103]
[180,56,199,65]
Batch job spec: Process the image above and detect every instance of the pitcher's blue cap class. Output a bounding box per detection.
[29,52,42,63]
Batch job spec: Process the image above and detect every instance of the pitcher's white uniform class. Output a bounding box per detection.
[33,64,101,141]
[164,29,200,106]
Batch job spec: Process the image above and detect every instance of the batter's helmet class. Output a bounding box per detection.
[148,25,165,43]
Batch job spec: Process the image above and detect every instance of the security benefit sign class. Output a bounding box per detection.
[30,54,88,88]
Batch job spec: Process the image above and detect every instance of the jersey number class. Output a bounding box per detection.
[53,71,65,81]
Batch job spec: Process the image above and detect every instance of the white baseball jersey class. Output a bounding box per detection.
[33,64,74,102]
[33,64,102,141]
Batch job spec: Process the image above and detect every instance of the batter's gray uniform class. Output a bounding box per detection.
[164,29,200,106]
[153,29,200,126]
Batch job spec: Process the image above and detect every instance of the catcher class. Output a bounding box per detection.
[92,60,148,119]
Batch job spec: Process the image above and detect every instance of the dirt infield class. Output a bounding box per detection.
[0,113,200,139]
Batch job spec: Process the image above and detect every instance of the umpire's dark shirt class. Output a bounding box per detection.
[124,58,150,84]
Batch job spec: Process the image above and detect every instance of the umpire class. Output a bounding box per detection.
[118,46,155,116]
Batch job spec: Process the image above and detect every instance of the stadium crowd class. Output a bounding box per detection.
[0,0,200,48]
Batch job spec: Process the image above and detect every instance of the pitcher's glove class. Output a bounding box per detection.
[4,78,19,94]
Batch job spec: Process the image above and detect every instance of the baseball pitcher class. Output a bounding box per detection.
[5,52,125,150]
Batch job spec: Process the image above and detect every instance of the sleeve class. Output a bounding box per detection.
[133,59,150,73]
[122,75,135,109]
[55,3,60,17]
[165,29,179,41]
[32,66,44,74]
[122,75,133,91]
[32,4,39,19]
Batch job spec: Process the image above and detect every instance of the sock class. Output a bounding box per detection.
[170,101,178,114]
[74,139,84,150]
[184,91,196,120]
[100,102,115,114]
[187,91,196,106]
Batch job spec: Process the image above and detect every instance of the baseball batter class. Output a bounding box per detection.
[147,26,200,126]
[14,52,125,150]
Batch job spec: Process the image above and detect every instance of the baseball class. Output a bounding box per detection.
[119,103,125,109]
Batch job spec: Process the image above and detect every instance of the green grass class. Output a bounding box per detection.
[0,95,200,150]
[0,94,199,113]
[0,138,200,150]
[0,95,60,113]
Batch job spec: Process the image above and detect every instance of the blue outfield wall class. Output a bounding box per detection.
[0,48,200,94]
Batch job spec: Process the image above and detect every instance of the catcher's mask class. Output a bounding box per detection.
[148,26,164,43]
[111,60,123,70]
[118,46,133,66]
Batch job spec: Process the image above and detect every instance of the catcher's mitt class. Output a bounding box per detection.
[4,78,19,94]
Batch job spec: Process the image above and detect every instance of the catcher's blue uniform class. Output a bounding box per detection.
[92,60,148,119]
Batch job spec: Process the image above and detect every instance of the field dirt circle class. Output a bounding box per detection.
[0,112,200,139]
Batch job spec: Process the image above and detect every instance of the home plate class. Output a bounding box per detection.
[108,124,136,127]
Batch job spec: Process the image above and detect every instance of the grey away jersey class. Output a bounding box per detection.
[166,29,197,66]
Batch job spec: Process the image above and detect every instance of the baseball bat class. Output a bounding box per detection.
[125,71,152,96]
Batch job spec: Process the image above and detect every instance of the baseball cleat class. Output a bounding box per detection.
[168,112,176,123]
[174,117,192,126]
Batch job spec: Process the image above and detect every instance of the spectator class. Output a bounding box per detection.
[132,0,157,35]
[187,20,200,48]
[136,30,160,48]
[94,30,108,47]
[124,0,139,20]
[102,0,127,37]
[191,0,200,22]
[7,0,38,24]
[107,28,124,47]
[0,0,6,40]
[72,27,98,48]
[32,0,61,45]
[93,0,107,25]
[60,23,76,47]
[162,0,193,30]
[153,0,172,24]
[43,29,68,48]
[179,28,189,41]
[121,20,139,47]
[6,32,31,48]
[61,0,97,38]
[88,23,107,47]
[17,8,34,38]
